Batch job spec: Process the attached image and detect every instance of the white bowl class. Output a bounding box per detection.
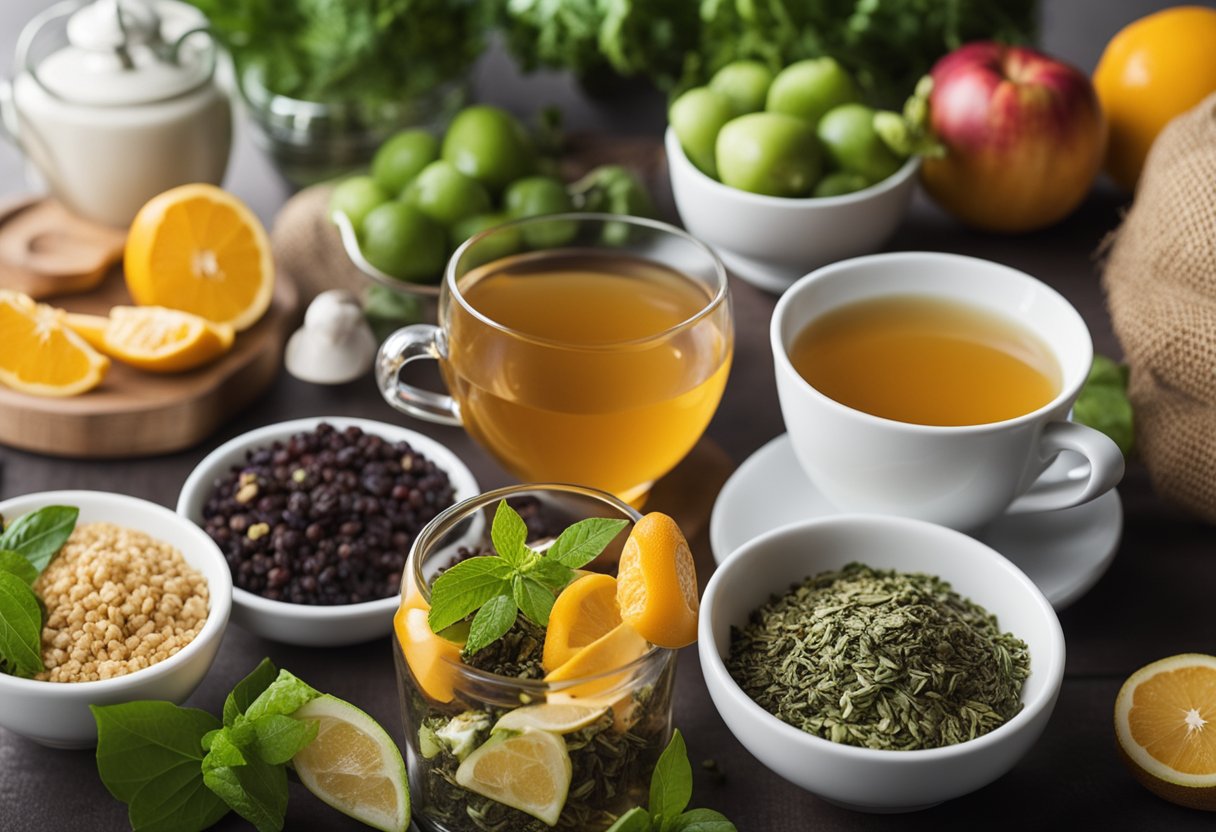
[177,417,479,647]
[666,126,919,293]
[0,490,232,749]
[698,514,1065,812]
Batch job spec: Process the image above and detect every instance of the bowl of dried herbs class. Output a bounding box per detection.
[698,514,1065,813]
[392,484,682,831]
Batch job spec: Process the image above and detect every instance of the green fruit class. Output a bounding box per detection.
[715,112,822,197]
[452,213,523,267]
[817,103,903,182]
[504,175,576,248]
[372,129,439,195]
[441,105,534,192]
[329,176,388,229]
[766,58,860,125]
[709,60,774,115]
[360,202,446,283]
[401,160,492,227]
[812,171,873,198]
[669,86,734,178]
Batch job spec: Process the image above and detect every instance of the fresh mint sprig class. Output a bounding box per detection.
[606,731,737,832]
[428,500,629,655]
[0,505,79,677]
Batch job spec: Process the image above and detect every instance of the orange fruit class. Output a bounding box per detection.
[543,622,649,702]
[542,574,622,672]
[394,606,463,704]
[0,290,108,396]
[64,306,234,373]
[1094,6,1216,190]
[615,512,699,649]
[1114,653,1216,810]
[124,184,274,331]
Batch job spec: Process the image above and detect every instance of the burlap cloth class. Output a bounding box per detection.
[270,184,367,306]
[1103,91,1216,522]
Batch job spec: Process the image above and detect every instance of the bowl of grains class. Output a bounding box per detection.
[0,490,231,749]
[177,417,479,646]
[698,514,1065,813]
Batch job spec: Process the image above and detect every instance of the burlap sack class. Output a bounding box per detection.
[1104,91,1216,522]
[270,184,367,306]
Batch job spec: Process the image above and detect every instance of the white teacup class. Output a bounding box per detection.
[770,251,1125,531]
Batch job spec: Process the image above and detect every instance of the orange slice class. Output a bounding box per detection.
[394,606,463,704]
[61,312,109,351]
[615,513,699,649]
[124,184,274,331]
[1115,653,1216,810]
[64,306,234,373]
[544,622,649,702]
[542,574,622,672]
[0,290,108,396]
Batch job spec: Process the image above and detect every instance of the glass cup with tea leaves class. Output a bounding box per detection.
[375,214,734,505]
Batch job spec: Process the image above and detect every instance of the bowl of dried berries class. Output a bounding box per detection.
[177,417,479,646]
[0,490,232,748]
[698,514,1065,812]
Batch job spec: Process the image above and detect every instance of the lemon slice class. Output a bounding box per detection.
[493,703,609,735]
[0,290,108,397]
[455,730,572,825]
[290,694,410,832]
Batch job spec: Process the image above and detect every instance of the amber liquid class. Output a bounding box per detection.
[444,250,732,501]
[789,295,1061,426]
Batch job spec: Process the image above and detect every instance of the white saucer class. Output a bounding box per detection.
[710,434,1123,610]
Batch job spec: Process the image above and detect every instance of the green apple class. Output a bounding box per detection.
[715,112,822,197]
[401,160,492,227]
[766,58,860,126]
[812,171,873,198]
[817,103,903,182]
[441,105,534,192]
[360,202,447,283]
[669,86,734,178]
[372,129,439,196]
[709,60,774,115]
[329,175,388,229]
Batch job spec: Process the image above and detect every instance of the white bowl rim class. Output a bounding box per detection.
[664,125,922,208]
[176,416,480,621]
[0,489,232,693]
[700,512,1066,762]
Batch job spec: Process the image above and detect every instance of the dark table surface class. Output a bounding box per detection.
[2,1,1212,830]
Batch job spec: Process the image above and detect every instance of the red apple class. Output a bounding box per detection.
[921,42,1107,233]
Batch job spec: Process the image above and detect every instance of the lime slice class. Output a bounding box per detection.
[455,730,572,825]
[290,694,410,832]
[493,703,609,735]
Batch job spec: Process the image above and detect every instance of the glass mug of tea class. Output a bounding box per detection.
[771,251,1124,531]
[376,214,734,504]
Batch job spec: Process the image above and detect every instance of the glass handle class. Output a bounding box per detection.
[375,325,462,427]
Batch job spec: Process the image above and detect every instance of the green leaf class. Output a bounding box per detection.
[545,517,629,568]
[126,756,231,832]
[605,806,652,832]
[201,728,247,772]
[650,730,692,824]
[427,556,515,633]
[526,557,574,591]
[0,550,37,584]
[0,505,78,573]
[1074,354,1135,456]
[0,570,43,676]
[464,593,518,655]
[203,748,289,832]
[490,499,531,567]
[513,575,556,627]
[244,670,321,721]
[224,659,279,727]
[670,808,737,832]
[251,714,318,765]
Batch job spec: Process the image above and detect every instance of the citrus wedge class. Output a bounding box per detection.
[0,290,108,396]
[60,312,109,351]
[616,512,700,649]
[455,730,571,825]
[394,606,461,704]
[1115,653,1216,810]
[493,702,609,735]
[125,184,274,331]
[544,621,649,702]
[543,573,622,672]
[290,694,410,832]
[65,306,234,373]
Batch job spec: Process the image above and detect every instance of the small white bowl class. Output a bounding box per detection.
[177,417,480,647]
[0,490,232,749]
[666,126,919,293]
[699,514,1065,813]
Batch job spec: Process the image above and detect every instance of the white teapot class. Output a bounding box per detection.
[0,0,232,227]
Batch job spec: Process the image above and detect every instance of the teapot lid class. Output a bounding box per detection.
[31,0,215,106]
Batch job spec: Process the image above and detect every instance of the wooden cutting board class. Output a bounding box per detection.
[0,198,298,458]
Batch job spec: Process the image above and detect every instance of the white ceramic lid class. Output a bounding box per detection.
[35,0,213,106]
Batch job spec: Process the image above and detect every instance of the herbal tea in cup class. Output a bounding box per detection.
[376,215,733,504]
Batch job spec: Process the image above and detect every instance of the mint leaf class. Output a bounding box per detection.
[0,505,78,573]
[526,557,574,591]
[650,730,692,824]
[244,670,320,721]
[490,499,531,567]
[224,658,279,727]
[428,556,514,633]
[251,714,318,765]
[0,570,43,677]
[202,728,247,771]
[203,747,288,832]
[670,808,736,832]
[546,517,629,568]
[126,757,230,832]
[464,593,518,655]
[0,550,37,584]
[513,575,556,627]
[605,806,651,832]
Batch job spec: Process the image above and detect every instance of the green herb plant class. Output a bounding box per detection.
[92,659,329,832]
[606,731,737,832]
[427,500,628,655]
[0,505,79,678]
[1074,354,1135,456]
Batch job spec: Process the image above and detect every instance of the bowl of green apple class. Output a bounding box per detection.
[667,58,921,293]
